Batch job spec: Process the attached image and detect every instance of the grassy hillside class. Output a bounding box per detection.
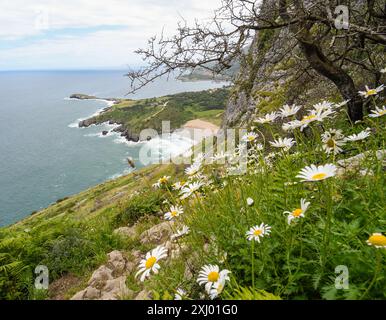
[0,164,185,299]
[140,98,385,300]
[0,87,385,300]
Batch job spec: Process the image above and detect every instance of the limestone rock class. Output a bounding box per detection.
[113,226,137,239]
[88,265,113,289]
[83,287,101,300]
[106,250,127,276]
[101,276,133,300]
[70,290,86,300]
[336,150,386,176]
[140,221,174,244]
[134,289,152,300]
[71,250,134,300]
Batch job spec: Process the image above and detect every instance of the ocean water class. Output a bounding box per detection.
[0,70,226,226]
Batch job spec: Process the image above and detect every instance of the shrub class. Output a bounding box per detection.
[114,190,165,226]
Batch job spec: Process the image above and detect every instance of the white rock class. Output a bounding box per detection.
[88,265,113,288]
[140,221,174,244]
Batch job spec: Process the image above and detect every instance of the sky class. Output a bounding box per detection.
[0,0,222,70]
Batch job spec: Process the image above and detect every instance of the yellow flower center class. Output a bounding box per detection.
[171,211,178,217]
[311,173,327,180]
[380,110,386,115]
[326,139,336,148]
[292,208,303,217]
[366,89,377,96]
[368,234,386,247]
[159,177,168,184]
[253,229,262,236]
[145,256,157,269]
[248,136,255,142]
[302,115,316,122]
[207,271,219,282]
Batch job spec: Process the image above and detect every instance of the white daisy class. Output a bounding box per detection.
[246,223,272,242]
[211,151,229,164]
[369,105,386,118]
[381,68,386,74]
[197,265,231,294]
[171,225,191,240]
[285,198,310,225]
[345,128,371,142]
[135,246,168,282]
[180,181,204,199]
[254,112,278,124]
[209,275,228,300]
[153,176,171,189]
[313,101,333,113]
[300,109,335,130]
[185,162,202,176]
[242,132,259,143]
[296,164,337,182]
[246,197,254,206]
[193,152,206,163]
[280,104,302,118]
[333,100,350,109]
[172,181,186,191]
[164,205,184,220]
[265,152,277,160]
[359,85,384,98]
[282,120,302,132]
[174,288,188,300]
[251,143,264,152]
[321,129,346,155]
[152,182,160,189]
[269,137,296,151]
[366,233,386,249]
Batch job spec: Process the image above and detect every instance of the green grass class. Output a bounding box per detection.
[1,92,385,300]
[141,100,386,300]
[0,164,184,299]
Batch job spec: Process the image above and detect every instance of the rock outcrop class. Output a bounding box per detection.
[71,250,136,300]
[336,150,386,176]
[223,26,298,128]
[139,221,174,244]
[71,219,189,301]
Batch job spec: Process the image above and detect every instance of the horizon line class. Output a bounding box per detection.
[0,68,131,72]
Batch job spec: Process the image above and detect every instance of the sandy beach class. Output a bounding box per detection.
[183,119,219,134]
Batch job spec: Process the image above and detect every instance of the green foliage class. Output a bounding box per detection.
[114,189,165,226]
[225,286,281,300]
[0,253,31,300]
[152,102,386,300]
[0,164,177,299]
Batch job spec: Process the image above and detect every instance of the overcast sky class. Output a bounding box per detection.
[0,0,221,70]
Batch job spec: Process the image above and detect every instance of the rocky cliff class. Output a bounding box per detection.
[222,21,337,128]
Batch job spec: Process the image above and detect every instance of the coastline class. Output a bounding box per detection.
[67,98,117,128]
[67,88,226,144]
[67,93,221,171]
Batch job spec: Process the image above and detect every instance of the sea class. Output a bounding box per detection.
[0,70,226,226]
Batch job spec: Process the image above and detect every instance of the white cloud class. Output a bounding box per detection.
[0,0,222,69]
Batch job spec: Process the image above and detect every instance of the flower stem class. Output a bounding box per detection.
[360,250,382,299]
[251,241,255,289]
[321,181,333,271]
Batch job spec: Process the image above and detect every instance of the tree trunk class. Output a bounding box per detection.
[296,33,363,122]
